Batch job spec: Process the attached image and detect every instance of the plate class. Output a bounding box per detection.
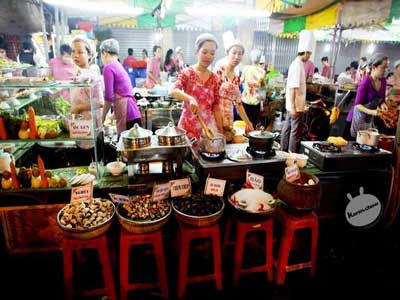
[229,189,276,214]
[227,149,252,162]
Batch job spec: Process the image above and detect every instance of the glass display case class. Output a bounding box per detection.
[0,78,104,192]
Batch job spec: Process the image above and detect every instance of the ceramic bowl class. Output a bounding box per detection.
[106,161,126,176]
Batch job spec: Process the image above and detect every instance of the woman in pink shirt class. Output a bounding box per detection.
[50,44,77,80]
[145,45,162,87]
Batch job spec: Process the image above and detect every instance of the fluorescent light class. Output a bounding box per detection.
[185,5,270,18]
[44,0,144,16]
[324,44,331,52]
[367,43,375,54]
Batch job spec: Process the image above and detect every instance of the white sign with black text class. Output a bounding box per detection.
[70,182,93,203]
[204,177,226,198]
[70,119,93,138]
[246,170,264,190]
[170,178,191,197]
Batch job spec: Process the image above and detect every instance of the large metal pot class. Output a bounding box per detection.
[246,129,278,154]
[155,121,186,146]
[199,133,226,154]
[356,128,380,147]
[121,123,153,149]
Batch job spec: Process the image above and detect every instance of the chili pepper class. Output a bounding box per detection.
[38,156,48,188]
[28,106,37,139]
[0,116,8,140]
[243,181,253,189]
[258,203,264,211]
[10,162,20,189]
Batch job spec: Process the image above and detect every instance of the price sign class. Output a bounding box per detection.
[170,178,191,197]
[152,182,171,201]
[246,170,264,190]
[70,120,93,138]
[204,177,226,197]
[70,182,93,203]
[108,193,130,204]
[285,164,301,183]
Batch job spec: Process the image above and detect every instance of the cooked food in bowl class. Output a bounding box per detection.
[58,198,114,230]
[106,161,126,176]
[118,195,170,221]
[230,189,276,214]
[173,194,223,216]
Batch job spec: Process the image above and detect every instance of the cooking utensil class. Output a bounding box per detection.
[199,132,226,156]
[155,121,186,146]
[195,113,214,139]
[121,123,152,149]
[356,128,380,147]
[245,127,279,157]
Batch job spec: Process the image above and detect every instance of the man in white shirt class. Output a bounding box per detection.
[281,30,314,153]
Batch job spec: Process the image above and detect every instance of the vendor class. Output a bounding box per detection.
[49,44,76,81]
[175,46,186,73]
[214,40,253,140]
[347,53,388,138]
[145,45,162,87]
[70,37,104,162]
[241,49,266,127]
[164,48,176,76]
[169,33,223,140]
[100,39,142,134]
[321,56,332,79]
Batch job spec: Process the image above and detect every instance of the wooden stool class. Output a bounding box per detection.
[275,209,318,285]
[62,235,116,300]
[224,217,274,286]
[119,229,168,300]
[177,223,222,298]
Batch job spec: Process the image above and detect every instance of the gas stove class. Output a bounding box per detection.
[300,141,392,171]
[246,146,276,159]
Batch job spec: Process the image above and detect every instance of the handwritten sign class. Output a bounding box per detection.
[152,182,171,201]
[204,177,226,197]
[285,164,301,183]
[170,178,191,197]
[70,120,93,138]
[246,170,264,190]
[108,193,130,204]
[70,182,93,203]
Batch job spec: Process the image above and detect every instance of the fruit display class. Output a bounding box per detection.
[118,195,170,221]
[58,199,114,229]
[173,194,223,217]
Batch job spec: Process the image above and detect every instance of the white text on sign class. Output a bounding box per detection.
[204,178,226,198]
[170,178,191,197]
[246,170,264,190]
[153,182,171,201]
[71,182,93,203]
[70,120,93,138]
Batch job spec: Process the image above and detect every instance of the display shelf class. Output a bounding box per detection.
[2,95,40,112]
[0,134,93,144]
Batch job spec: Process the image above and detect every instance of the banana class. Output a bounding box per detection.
[330,107,340,125]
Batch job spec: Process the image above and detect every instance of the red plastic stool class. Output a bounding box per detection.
[62,235,116,300]
[177,223,222,298]
[275,209,318,285]
[119,229,168,300]
[223,217,274,286]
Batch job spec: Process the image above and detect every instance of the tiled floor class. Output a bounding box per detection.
[1,218,400,300]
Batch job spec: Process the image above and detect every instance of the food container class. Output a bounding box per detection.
[229,189,276,219]
[106,161,126,176]
[277,172,321,212]
[199,133,226,155]
[378,135,395,152]
[155,121,186,146]
[356,128,380,147]
[116,197,171,234]
[172,194,224,227]
[245,129,279,156]
[285,153,309,168]
[57,199,115,240]
[121,123,153,149]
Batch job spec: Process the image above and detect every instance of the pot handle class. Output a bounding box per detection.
[367,127,379,133]
[272,132,280,139]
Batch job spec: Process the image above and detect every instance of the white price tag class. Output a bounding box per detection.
[246,170,264,190]
[285,164,301,183]
[108,193,130,204]
[170,178,191,197]
[70,182,93,203]
[204,177,226,197]
[69,119,93,138]
[152,182,171,201]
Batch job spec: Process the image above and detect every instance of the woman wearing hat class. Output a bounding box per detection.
[214,40,253,141]
[169,33,223,140]
[100,38,142,134]
[348,53,389,138]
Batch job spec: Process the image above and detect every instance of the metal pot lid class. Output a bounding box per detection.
[248,130,274,139]
[155,122,186,136]
[126,123,152,138]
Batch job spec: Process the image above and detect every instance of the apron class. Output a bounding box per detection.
[114,94,129,134]
[350,97,381,137]
[178,80,218,140]
[219,80,240,128]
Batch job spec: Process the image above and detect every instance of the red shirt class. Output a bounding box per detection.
[123,56,137,68]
